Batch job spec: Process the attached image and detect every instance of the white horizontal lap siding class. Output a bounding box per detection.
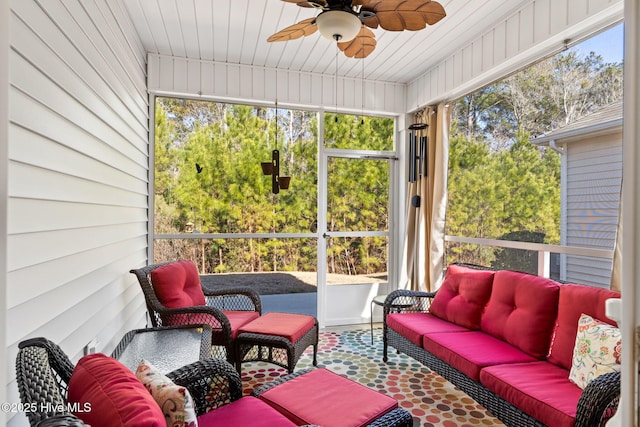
[7,1,149,424]
[408,0,623,109]
[565,255,615,289]
[564,133,622,288]
[147,54,406,115]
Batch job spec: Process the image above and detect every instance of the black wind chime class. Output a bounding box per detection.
[261,103,290,194]
[408,123,428,208]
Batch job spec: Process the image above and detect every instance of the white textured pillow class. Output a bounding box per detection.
[136,359,198,427]
[568,313,621,389]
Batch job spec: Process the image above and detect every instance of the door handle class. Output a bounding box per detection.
[322,232,330,238]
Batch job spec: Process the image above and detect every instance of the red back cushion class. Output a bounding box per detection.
[68,354,165,426]
[547,284,620,370]
[429,265,495,329]
[480,270,560,359]
[182,260,206,305]
[150,260,206,308]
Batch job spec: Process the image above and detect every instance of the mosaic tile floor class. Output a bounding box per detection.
[240,326,505,427]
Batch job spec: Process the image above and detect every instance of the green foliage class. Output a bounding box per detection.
[446,48,621,267]
[445,131,561,267]
[154,100,389,274]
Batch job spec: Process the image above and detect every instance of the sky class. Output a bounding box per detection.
[572,23,624,64]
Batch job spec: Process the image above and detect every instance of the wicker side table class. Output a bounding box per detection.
[112,325,212,374]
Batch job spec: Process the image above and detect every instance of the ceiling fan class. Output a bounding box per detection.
[267,0,446,59]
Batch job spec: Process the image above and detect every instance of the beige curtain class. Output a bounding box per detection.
[610,192,622,291]
[405,103,451,291]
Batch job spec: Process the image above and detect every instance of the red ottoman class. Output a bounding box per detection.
[235,312,318,373]
[253,368,412,427]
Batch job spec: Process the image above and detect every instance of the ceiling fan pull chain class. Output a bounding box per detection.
[335,46,339,123]
[361,36,365,125]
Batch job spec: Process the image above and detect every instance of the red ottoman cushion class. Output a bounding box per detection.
[259,368,398,427]
[197,396,297,426]
[429,264,495,329]
[238,312,315,343]
[387,312,470,347]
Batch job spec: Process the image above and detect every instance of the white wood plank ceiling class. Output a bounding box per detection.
[124,0,525,85]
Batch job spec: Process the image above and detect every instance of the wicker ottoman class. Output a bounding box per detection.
[252,368,412,427]
[235,312,318,373]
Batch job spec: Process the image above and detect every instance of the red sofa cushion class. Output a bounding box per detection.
[429,264,495,329]
[480,361,582,427]
[150,260,206,308]
[67,354,165,426]
[198,396,298,426]
[258,368,398,427]
[238,312,316,343]
[547,284,620,370]
[387,312,470,347]
[480,270,560,358]
[422,331,536,381]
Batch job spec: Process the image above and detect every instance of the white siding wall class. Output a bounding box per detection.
[148,54,407,116]
[1,1,9,422]
[564,132,622,288]
[7,1,149,424]
[407,0,623,109]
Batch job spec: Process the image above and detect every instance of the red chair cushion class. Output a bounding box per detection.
[197,396,297,426]
[238,312,316,343]
[386,312,470,347]
[258,368,398,427]
[150,260,206,308]
[480,270,560,358]
[223,310,261,339]
[67,354,165,426]
[547,284,620,370]
[480,361,581,427]
[422,331,537,381]
[429,264,495,329]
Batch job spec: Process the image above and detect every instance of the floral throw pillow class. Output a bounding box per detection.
[569,313,621,389]
[136,360,198,427]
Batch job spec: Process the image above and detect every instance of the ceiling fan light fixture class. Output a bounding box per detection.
[316,10,361,42]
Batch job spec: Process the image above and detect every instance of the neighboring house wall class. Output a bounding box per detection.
[563,131,622,288]
[6,1,148,425]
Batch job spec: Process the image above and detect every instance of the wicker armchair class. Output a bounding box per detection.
[130,261,262,363]
[15,337,246,427]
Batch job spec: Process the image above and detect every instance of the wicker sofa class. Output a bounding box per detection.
[383,264,621,427]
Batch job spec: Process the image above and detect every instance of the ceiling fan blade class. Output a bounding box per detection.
[281,0,327,7]
[338,26,377,58]
[360,0,446,31]
[267,18,318,42]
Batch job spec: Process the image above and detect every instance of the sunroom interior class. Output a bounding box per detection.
[2,0,639,426]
